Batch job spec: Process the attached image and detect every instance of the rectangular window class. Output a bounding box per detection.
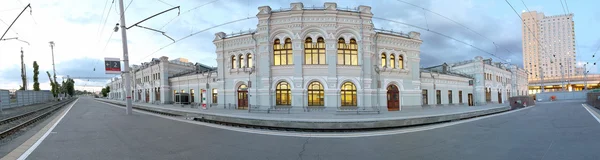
[212,89,218,104]
[448,90,453,104]
[436,90,441,105]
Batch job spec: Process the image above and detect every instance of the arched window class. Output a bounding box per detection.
[399,55,404,69]
[381,53,386,67]
[305,37,326,64]
[239,54,244,68]
[247,54,253,68]
[276,82,291,105]
[231,55,236,69]
[390,54,395,68]
[340,82,357,106]
[307,81,324,106]
[337,38,358,65]
[274,38,293,65]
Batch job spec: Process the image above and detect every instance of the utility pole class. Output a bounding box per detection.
[117,0,133,115]
[20,47,27,90]
[49,41,56,86]
[584,64,588,90]
[560,64,565,91]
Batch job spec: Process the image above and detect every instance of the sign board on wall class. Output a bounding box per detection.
[104,57,121,74]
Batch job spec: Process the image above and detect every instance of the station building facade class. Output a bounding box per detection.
[106,3,528,112]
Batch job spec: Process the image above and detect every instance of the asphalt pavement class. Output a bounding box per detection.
[23,97,600,160]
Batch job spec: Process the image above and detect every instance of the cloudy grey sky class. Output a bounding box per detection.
[1,0,599,91]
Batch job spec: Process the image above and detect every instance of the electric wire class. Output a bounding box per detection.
[137,16,255,63]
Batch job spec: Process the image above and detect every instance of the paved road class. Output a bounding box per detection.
[25,97,600,160]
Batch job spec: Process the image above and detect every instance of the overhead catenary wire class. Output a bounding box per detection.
[563,0,570,13]
[157,0,175,7]
[159,0,220,30]
[506,0,551,77]
[396,0,522,67]
[373,17,509,63]
[137,16,256,63]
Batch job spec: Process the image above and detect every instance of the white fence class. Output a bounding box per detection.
[0,90,53,109]
[536,91,588,101]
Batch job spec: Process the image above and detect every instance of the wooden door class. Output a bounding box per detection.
[468,94,473,106]
[498,91,502,104]
[238,91,248,109]
[387,85,399,111]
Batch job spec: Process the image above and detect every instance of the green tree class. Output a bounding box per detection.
[46,71,57,97]
[33,61,40,91]
[101,86,110,97]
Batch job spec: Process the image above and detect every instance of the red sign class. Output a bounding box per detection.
[105,57,121,74]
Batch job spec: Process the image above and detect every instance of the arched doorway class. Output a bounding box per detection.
[387,85,399,111]
[497,90,502,104]
[145,89,149,103]
[237,84,248,109]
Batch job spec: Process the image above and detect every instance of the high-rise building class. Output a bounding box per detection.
[521,11,576,81]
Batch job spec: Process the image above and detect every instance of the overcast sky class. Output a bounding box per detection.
[1,0,599,91]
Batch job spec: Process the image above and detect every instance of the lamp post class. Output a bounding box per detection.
[244,66,255,110]
[373,65,380,109]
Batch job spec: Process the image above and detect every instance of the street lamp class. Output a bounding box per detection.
[244,66,255,111]
[374,65,381,109]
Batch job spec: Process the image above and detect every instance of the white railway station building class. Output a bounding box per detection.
[106,2,528,112]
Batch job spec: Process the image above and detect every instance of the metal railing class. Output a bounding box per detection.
[529,74,600,83]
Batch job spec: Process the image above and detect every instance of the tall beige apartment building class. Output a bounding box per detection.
[521,11,576,81]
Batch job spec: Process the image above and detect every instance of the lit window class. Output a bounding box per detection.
[340,82,357,106]
[399,55,404,69]
[247,54,253,68]
[307,81,324,106]
[381,53,386,67]
[231,56,236,69]
[390,54,395,68]
[239,54,244,68]
[276,82,291,105]
[337,38,358,65]
[212,89,218,103]
[274,38,293,65]
[304,37,326,64]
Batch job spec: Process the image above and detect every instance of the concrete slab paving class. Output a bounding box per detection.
[97,98,511,129]
[21,97,600,160]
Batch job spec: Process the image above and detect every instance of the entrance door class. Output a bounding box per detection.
[387,85,400,111]
[145,90,149,103]
[238,84,248,109]
[498,91,502,104]
[468,94,473,106]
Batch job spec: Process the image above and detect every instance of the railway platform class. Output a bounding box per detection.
[96,98,511,130]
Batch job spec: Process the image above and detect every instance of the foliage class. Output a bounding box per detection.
[33,61,40,91]
[101,86,110,97]
[46,71,58,97]
[60,78,75,97]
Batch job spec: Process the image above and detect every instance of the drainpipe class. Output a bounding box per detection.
[359,9,365,108]
[374,32,379,109]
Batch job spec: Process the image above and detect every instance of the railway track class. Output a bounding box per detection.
[99,100,512,133]
[0,98,76,140]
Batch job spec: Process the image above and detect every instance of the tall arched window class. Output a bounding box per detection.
[337,38,358,65]
[305,37,326,64]
[239,54,244,68]
[307,81,324,106]
[274,38,293,65]
[399,55,404,69]
[231,55,236,69]
[276,82,291,105]
[390,54,395,68]
[340,82,357,106]
[247,53,253,68]
[380,53,386,67]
